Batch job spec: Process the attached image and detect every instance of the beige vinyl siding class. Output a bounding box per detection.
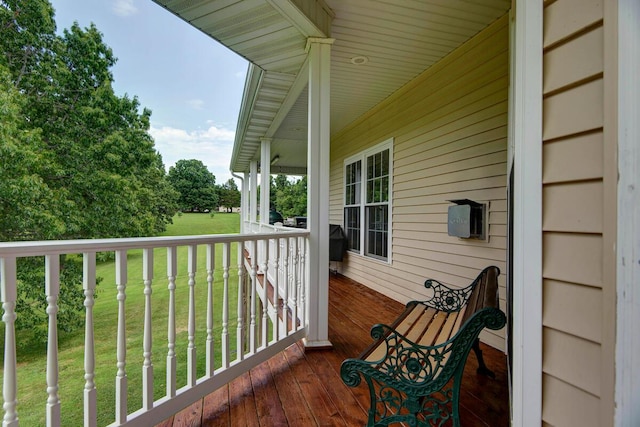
[541,0,616,425]
[329,15,509,350]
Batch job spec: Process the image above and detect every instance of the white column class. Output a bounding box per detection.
[249,161,258,224]
[304,37,334,348]
[260,138,272,225]
[511,1,543,426]
[615,0,640,424]
[242,172,249,230]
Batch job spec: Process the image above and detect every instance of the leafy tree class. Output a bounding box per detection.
[218,178,240,212]
[270,174,307,218]
[167,159,219,212]
[0,0,179,341]
[0,65,66,241]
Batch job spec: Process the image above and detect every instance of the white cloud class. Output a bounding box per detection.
[149,124,236,184]
[186,99,205,110]
[113,0,138,17]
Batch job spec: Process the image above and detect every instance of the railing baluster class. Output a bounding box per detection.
[261,239,269,347]
[45,255,61,427]
[221,242,230,369]
[248,240,257,354]
[166,247,177,398]
[115,250,128,424]
[142,249,154,410]
[292,237,299,331]
[238,243,245,353]
[0,257,18,427]
[205,244,215,377]
[299,237,307,330]
[239,242,250,359]
[83,252,97,427]
[187,245,197,387]
[272,238,280,342]
[282,238,290,336]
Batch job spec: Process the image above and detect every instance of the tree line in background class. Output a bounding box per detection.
[0,0,240,342]
[167,159,240,213]
[270,174,307,219]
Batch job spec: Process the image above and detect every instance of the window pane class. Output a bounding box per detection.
[382,149,389,175]
[381,176,389,202]
[345,161,361,205]
[366,149,390,204]
[344,207,360,251]
[365,205,388,260]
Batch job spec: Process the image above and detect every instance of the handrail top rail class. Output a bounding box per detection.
[0,229,309,258]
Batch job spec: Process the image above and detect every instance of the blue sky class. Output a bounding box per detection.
[49,0,249,184]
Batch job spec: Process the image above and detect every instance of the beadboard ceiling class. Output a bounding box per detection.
[152,0,510,174]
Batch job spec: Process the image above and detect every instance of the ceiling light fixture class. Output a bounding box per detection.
[350,55,369,65]
[271,155,280,166]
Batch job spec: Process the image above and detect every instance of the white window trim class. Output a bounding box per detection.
[510,2,543,426]
[343,138,393,264]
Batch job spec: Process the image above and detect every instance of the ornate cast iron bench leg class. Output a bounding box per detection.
[472,338,495,378]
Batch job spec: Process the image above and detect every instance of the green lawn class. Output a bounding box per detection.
[13,213,243,426]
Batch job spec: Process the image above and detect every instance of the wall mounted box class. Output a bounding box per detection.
[447,199,487,240]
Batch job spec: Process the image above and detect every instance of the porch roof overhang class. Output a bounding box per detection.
[152,0,511,174]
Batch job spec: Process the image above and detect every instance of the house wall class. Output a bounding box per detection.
[329,15,509,350]
[541,0,616,426]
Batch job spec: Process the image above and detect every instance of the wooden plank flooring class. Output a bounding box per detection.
[159,274,510,426]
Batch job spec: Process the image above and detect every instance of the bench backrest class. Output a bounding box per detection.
[459,265,500,327]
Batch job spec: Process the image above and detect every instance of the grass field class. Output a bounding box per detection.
[13,213,242,426]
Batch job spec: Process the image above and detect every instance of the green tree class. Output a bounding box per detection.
[167,159,219,212]
[1,2,179,238]
[218,178,240,212]
[270,174,307,219]
[0,65,66,241]
[0,0,179,340]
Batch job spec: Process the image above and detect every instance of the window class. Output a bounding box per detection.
[343,139,392,262]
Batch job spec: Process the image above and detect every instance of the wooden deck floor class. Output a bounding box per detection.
[159,274,510,426]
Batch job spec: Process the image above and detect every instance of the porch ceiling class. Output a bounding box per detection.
[152,0,510,174]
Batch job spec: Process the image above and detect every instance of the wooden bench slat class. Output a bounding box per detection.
[364,339,389,363]
[431,307,468,375]
[413,309,446,346]
[450,304,468,340]
[398,305,434,337]
[433,310,462,346]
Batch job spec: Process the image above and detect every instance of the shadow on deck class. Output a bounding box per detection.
[158,274,509,426]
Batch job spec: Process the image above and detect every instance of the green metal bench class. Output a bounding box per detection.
[340,266,506,427]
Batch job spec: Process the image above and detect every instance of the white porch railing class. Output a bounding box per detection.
[0,228,309,427]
